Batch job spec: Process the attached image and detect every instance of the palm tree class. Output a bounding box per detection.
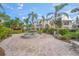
[0,13,11,21]
[54,3,68,20]
[23,17,30,30]
[28,11,38,25]
[28,11,38,30]
[0,4,5,24]
[0,4,5,13]
[24,17,29,24]
[0,13,11,26]
[46,3,68,28]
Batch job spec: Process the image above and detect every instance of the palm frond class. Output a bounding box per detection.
[0,4,5,13]
[58,12,69,18]
[71,8,79,13]
[55,3,68,11]
[0,4,4,10]
[46,12,54,17]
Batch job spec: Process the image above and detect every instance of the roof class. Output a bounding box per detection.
[61,14,73,21]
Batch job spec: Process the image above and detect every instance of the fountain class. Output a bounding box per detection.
[22,27,40,39]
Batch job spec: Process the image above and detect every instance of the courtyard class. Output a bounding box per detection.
[0,33,79,56]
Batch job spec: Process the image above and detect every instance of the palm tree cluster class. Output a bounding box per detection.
[0,3,79,30]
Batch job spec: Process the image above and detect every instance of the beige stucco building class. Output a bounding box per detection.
[61,15,73,29]
[34,15,74,29]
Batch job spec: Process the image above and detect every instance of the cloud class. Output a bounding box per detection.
[4,4,15,11]
[18,3,24,7]
[17,7,23,9]
[20,3,24,7]
[52,3,61,7]
[22,16,26,19]
[17,3,24,10]
[10,7,15,10]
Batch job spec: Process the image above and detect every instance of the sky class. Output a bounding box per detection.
[2,3,79,20]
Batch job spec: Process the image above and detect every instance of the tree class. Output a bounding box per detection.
[46,3,68,28]
[28,11,38,30]
[0,4,5,13]
[24,17,29,24]
[3,17,24,30]
[11,17,24,30]
[0,13,11,26]
[0,13,11,21]
[23,17,30,30]
[28,11,38,25]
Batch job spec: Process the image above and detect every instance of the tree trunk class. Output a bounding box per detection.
[54,11,57,28]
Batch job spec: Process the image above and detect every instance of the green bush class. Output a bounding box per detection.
[58,29,69,35]
[0,25,12,41]
[38,28,56,34]
[12,29,24,34]
[75,30,79,39]
[61,31,79,40]
[37,29,43,33]
[47,28,56,34]
[58,29,79,40]
[42,28,49,33]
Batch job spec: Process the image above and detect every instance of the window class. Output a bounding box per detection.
[63,20,69,25]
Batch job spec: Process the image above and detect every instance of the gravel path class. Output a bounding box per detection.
[0,33,79,56]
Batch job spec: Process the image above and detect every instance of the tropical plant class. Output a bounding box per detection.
[3,17,24,30]
[0,25,12,40]
[71,7,79,21]
[0,13,11,21]
[28,11,38,30]
[10,17,24,30]
[71,7,79,14]
[23,17,30,30]
[39,16,46,24]
[58,28,70,35]
[0,4,4,13]
[47,3,68,28]
[24,17,29,24]
[28,11,38,25]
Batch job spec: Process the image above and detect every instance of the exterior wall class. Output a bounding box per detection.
[72,19,79,29]
[61,15,73,29]
[34,20,55,29]
[62,20,72,29]
[34,15,74,29]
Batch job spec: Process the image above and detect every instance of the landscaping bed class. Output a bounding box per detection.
[0,25,25,42]
[37,28,79,43]
[0,25,12,42]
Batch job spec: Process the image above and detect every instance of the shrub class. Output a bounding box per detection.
[47,28,56,34]
[37,29,43,33]
[38,28,56,34]
[42,28,48,33]
[58,29,69,35]
[12,29,24,34]
[0,25,12,41]
[61,32,79,40]
[75,30,79,39]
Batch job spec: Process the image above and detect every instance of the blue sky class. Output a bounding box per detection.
[2,3,79,20]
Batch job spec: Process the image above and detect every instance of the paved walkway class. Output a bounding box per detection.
[0,33,79,56]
